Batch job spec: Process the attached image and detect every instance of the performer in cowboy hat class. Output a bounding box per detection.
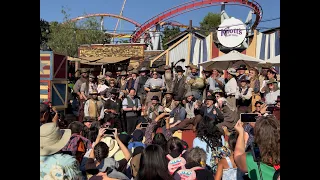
[144,68,165,107]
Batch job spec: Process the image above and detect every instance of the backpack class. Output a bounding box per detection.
[176,166,204,180]
[130,153,142,178]
[166,150,187,175]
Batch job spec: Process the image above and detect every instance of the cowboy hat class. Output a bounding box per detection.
[175,66,185,72]
[206,95,216,101]
[267,78,278,84]
[101,136,120,158]
[139,67,149,72]
[89,90,99,95]
[151,96,160,101]
[131,69,139,74]
[40,122,71,156]
[236,64,247,71]
[120,71,127,76]
[164,90,174,95]
[227,68,237,76]
[185,91,194,98]
[105,71,112,77]
[80,68,88,74]
[116,67,122,72]
[164,65,171,70]
[189,64,199,70]
[185,62,193,68]
[97,75,106,80]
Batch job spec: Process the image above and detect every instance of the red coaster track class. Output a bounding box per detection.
[131,0,263,42]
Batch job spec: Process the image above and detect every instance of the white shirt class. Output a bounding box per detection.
[224,78,237,96]
[97,84,108,93]
[236,87,253,100]
[265,89,280,105]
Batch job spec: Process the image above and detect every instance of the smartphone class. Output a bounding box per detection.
[140,123,149,128]
[240,113,259,122]
[104,128,116,135]
[251,142,261,162]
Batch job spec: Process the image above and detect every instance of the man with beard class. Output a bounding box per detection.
[134,67,150,106]
[186,64,205,100]
[172,66,187,99]
[104,88,123,131]
[118,71,128,100]
[167,96,186,129]
[84,90,104,124]
[147,96,164,121]
[80,74,97,101]
[100,78,120,100]
[162,91,175,111]
[162,65,173,93]
[73,68,88,122]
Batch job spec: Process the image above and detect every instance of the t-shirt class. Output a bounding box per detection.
[246,152,275,180]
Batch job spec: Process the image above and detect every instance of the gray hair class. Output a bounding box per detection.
[186,147,207,164]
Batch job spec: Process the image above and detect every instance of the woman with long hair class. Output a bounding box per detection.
[193,116,224,173]
[136,144,174,180]
[152,133,168,153]
[248,67,261,112]
[234,115,280,180]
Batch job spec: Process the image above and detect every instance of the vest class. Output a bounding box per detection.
[173,75,186,98]
[127,78,136,90]
[125,96,139,117]
[137,76,148,95]
[185,101,196,118]
[88,99,101,119]
[237,87,252,107]
[173,105,182,121]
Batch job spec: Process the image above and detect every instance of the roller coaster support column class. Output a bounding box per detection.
[153,24,161,50]
[100,16,104,31]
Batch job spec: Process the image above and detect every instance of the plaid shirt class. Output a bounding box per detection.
[62,134,92,156]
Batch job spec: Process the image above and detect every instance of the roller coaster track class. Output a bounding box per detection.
[69,13,141,27]
[131,0,263,42]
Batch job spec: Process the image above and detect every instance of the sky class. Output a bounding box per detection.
[40,0,279,35]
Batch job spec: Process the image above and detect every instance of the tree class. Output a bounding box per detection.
[199,12,221,39]
[161,26,181,50]
[47,7,110,57]
[40,18,50,45]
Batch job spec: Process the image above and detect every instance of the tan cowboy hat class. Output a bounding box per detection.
[131,69,139,74]
[189,64,199,70]
[89,90,99,95]
[101,136,120,158]
[40,122,71,156]
[120,71,127,76]
[80,68,88,74]
[227,68,237,76]
[97,75,106,80]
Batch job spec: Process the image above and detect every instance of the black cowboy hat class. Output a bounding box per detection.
[240,78,250,83]
[164,91,174,95]
[175,65,185,72]
[236,64,247,71]
[139,67,150,72]
[205,95,215,101]
[151,96,160,101]
[173,96,182,101]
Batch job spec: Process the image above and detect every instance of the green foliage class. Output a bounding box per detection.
[199,12,221,38]
[162,26,181,50]
[47,7,110,57]
[40,18,50,45]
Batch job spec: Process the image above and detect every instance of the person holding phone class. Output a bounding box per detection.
[234,115,280,180]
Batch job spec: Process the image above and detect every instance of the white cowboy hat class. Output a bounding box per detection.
[40,123,71,156]
[101,136,120,158]
[227,68,237,76]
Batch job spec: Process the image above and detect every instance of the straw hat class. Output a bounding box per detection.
[40,122,71,156]
[100,136,120,158]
